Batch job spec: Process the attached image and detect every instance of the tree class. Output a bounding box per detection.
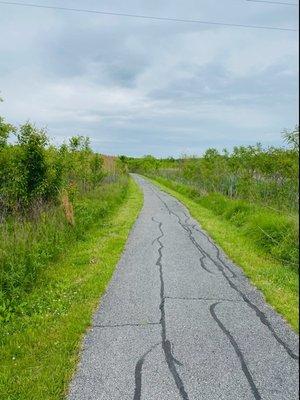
[69,135,91,152]
[0,116,16,148]
[17,122,49,202]
[282,126,299,152]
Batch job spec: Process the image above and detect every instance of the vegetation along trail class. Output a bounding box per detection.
[68,175,299,400]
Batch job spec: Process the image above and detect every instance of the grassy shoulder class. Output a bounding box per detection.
[0,177,143,400]
[149,176,299,332]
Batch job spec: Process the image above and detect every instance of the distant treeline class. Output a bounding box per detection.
[120,127,299,212]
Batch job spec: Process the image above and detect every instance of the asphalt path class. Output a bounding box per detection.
[68,175,299,400]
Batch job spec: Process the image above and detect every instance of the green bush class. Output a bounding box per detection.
[122,127,299,212]
[0,124,106,217]
[0,116,125,322]
[0,116,15,148]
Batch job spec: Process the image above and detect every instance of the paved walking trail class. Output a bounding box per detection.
[69,175,299,400]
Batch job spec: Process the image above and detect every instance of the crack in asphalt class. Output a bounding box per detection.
[171,196,237,279]
[151,187,239,278]
[219,268,299,361]
[148,182,299,361]
[133,342,161,400]
[93,322,160,329]
[150,187,215,275]
[165,296,242,302]
[210,302,262,400]
[190,224,237,277]
[182,209,238,278]
[152,217,190,400]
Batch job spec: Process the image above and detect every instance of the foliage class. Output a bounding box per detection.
[0,114,138,399]
[17,122,49,205]
[68,135,91,152]
[0,176,129,319]
[282,125,299,151]
[119,154,178,174]
[0,121,105,216]
[0,178,143,400]
[119,127,299,269]
[0,116,16,148]
[121,127,299,212]
[0,116,122,320]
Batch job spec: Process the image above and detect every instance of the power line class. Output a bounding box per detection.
[0,1,298,32]
[246,0,298,6]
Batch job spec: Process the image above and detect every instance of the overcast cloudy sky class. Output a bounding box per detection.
[0,0,298,156]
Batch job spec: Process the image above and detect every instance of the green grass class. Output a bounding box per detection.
[0,176,133,319]
[149,176,299,332]
[0,177,143,400]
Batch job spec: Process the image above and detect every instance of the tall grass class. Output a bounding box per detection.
[0,117,127,323]
[120,129,299,212]
[0,177,129,322]
[0,115,142,399]
[0,178,143,400]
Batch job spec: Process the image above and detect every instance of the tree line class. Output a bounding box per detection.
[120,127,299,211]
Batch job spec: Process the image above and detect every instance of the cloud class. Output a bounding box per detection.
[0,0,298,156]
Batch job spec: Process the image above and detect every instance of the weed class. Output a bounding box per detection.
[60,189,75,226]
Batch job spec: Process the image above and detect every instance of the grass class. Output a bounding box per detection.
[148,176,299,332]
[0,176,129,317]
[0,177,143,400]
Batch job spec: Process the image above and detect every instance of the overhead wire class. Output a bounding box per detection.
[246,0,298,6]
[0,0,298,32]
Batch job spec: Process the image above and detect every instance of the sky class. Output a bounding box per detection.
[0,0,298,157]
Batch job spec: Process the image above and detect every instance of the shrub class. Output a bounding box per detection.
[0,116,119,320]
[123,127,299,212]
